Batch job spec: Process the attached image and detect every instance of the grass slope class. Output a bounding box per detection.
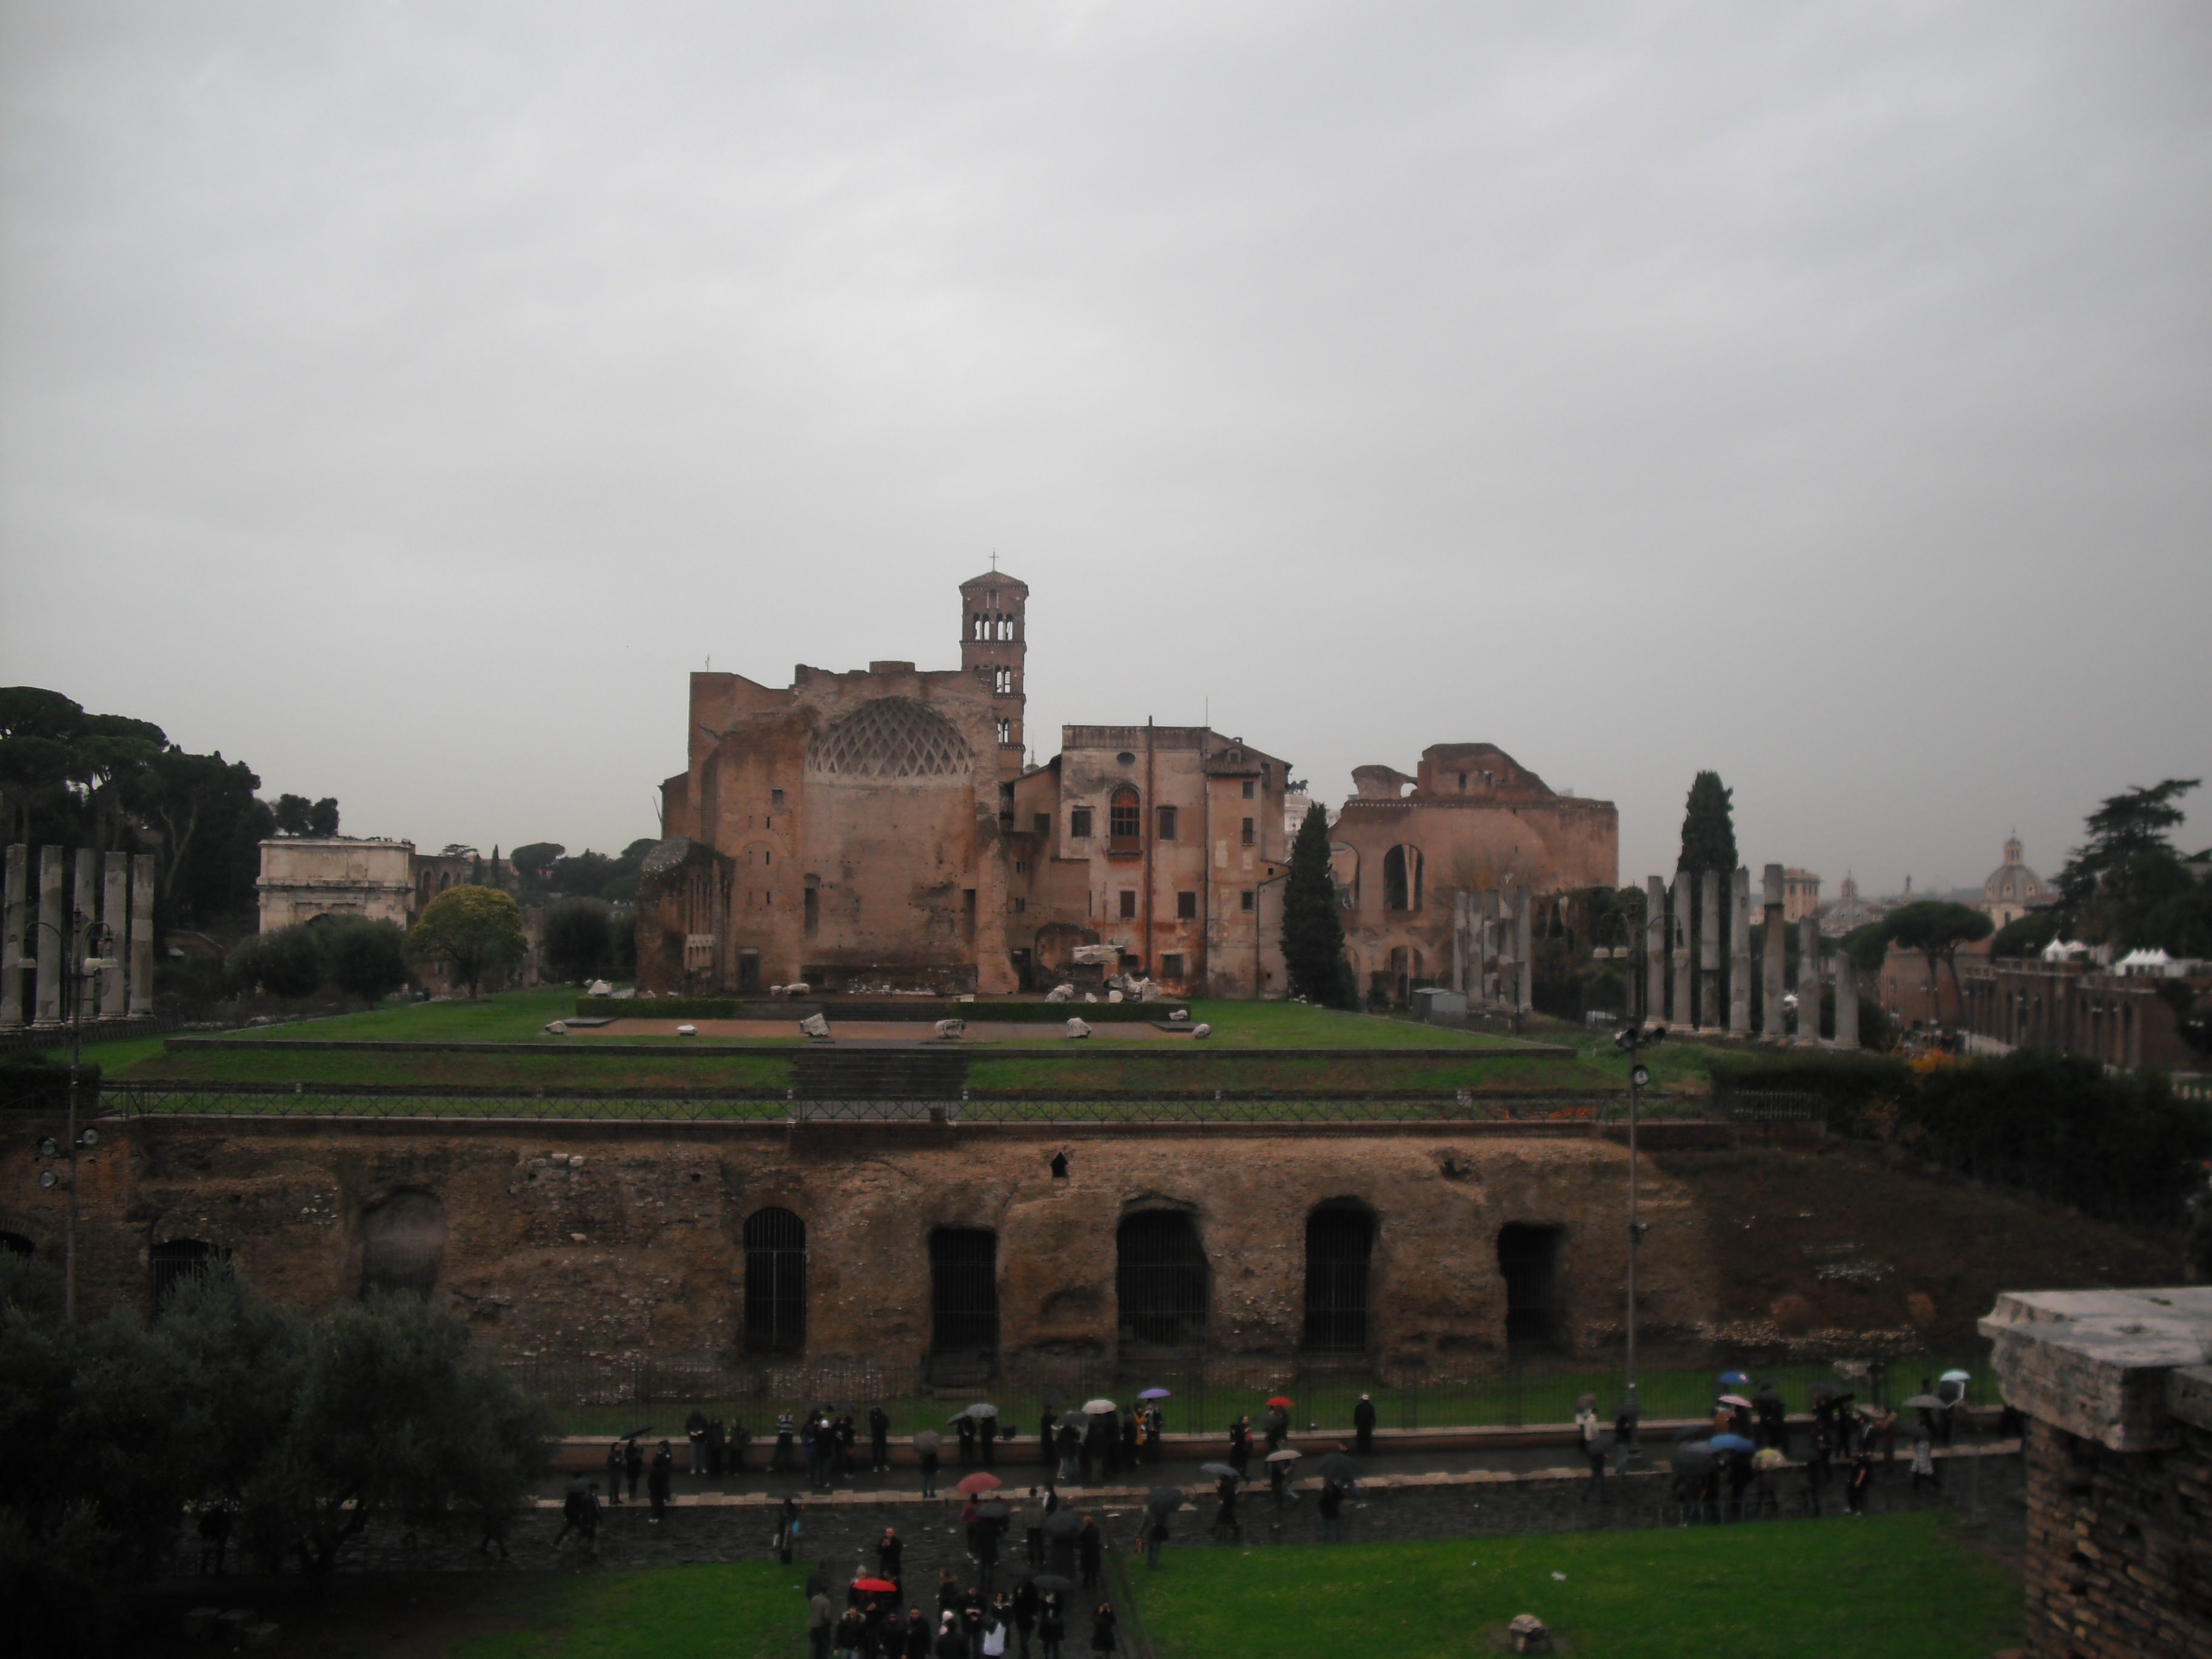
[449,1561,809,1659]
[1136,1512,2019,1659]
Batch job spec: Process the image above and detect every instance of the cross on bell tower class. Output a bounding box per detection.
[959,566,1029,783]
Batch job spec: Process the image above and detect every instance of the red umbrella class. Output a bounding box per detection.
[854,1578,899,1595]
[1266,1396,1293,1409]
[954,1472,1002,1495]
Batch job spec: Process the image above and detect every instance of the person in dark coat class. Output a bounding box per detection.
[776,1496,800,1564]
[1039,1407,1058,1467]
[878,1526,905,1592]
[775,1409,798,1471]
[920,1438,941,1499]
[958,1415,979,1466]
[960,1590,985,1659]
[1088,1603,1117,1658]
[624,1436,646,1503]
[1227,1416,1252,1478]
[974,1505,1000,1595]
[810,1588,836,1659]
[1724,1449,1754,1520]
[1101,1413,1121,1480]
[707,1415,728,1478]
[1846,1449,1875,1515]
[837,1413,859,1480]
[1012,1578,1039,1659]
[1212,1478,1242,1545]
[730,1418,752,1475]
[837,1609,868,1659]
[1143,1512,1168,1569]
[1119,1413,1138,1472]
[933,1614,967,1659]
[1056,1420,1081,1483]
[905,1609,932,1659]
[1352,1393,1376,1456]
[687,1407,709,1475]
[1318,1478,1344,1543]
[980,1411,998,1467]
[871,1405,893,1473]
[1076,1515,1102,1591]
[1037,1594,1065,1659]
[647,1439,674,1523]
[603,1440,626,1504]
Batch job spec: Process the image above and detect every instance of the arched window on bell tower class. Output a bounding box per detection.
[959,566,1030,782]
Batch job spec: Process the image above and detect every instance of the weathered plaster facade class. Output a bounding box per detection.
[1330,744,1618,1002]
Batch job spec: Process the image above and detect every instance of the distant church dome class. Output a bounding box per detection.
[806,697,973,782]
[1983,836,2049,908]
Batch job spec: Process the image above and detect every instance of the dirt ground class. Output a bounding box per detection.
[1655,1141,2188,1349]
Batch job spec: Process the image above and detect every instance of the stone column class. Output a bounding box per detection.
[1479,890,1500,1007]
[1834,951,1859,1049]
[1760,863,1786,1040]
[1515,886,1533,1013]
[1450,891,1468,995]
[1797,911,1822,1042]
[1729,868,1752,1033]
[129,852,156,1017]
[33,846,64,1025]
[1498,882,1518,1010]
[1644,874,1666,1026]
[101,851,130,1019]
[1671,870,1692,1029]
[1698,868,1721,1030]
[1,844,25,1028]
[73,848,97,1025]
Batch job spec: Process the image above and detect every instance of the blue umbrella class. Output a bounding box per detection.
[1718,1370,1750,1386]
[1709,1433,1756,1453]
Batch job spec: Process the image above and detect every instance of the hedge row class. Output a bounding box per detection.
[572,997,1175,1023]
[1719,1048,2211,1232]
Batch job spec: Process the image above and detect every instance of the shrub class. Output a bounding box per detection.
[224,923,324,1002]
[322,917,409,1004]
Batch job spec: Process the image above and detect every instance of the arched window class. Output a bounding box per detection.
[361,1190,446,1298]
[744,1207,807,1353]
[930,1228,999,1356]
[152,1238,230,1315]
[1382,845,1423,911]
[1116,1210,1208,1347]
[1108,788,1141,848]
[1303,1203,1375,1353]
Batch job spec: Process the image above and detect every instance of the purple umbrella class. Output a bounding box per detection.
[1138,1388,1171,1401]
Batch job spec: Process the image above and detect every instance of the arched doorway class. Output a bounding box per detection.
[1116,1210,1208,1348]
[152,1238,229,1315]
[743,1207,807,1353]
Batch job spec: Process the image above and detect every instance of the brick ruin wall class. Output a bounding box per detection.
[4,1121,1724,1375]
[2020,1416,2212,1659]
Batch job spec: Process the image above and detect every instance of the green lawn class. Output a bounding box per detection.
[1134,1513,2020,1659]
[448,1561,809,1659]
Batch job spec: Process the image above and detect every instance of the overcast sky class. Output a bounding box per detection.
[3,2,2207,893]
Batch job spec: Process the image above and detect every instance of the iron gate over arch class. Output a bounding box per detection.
[930,1228,999,1355]
[151,1238,229,1315]
[1302,1202,1375,1353]
[744,1207,807,1353]
[1116,1209,1208,1347]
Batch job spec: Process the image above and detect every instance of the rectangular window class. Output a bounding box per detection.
[1119,890,1137,920]
[1176,890,1198,919]
[772,789,786,807]
[964,889,977,921]
[1034,813,1051,838]
[1070,807,1093,839]
[803,887,818,936]
[1013,897,1027,913]
[1240,889,1255,913]
[1241,817,1256,846]
[1161,953,1185,980]
[1242,780,1255,799]
[1157,805,1178,841]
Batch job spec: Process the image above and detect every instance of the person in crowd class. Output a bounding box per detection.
[1755,1382,1787,1455]
[809,1584,836,1659]
[1911,1431,1939,1492]
[1611,1403,1639,1478]
[1020,1487,1047,1564]
[1318,1478,1344,1543]
[837,1412,859,1480]
[1119,1411,1139,1472]
[960,1585,986,1659]
[983,1595,1011,1659]
[879,1526,905,1591]
[1212,1475,1242,1545]
[871,1404,893,1473]
[958,1413,979,1467]
[1809,1417,1835,1491]
[731,1416,752,1475]
[803,1413,823,1488]
[774,1409,797,1472]
[974,1502,1000,1595]
[1724,1448,1754,1520]
[624,1435,646,1503]
[1056,1418,1082,1484]
[1267,1452,1298,1509]
[1089,1601,1117,1659]
[1013,1575,1039,1659]
[687,1409,709,1476]
[554,1476,590,1547]
[1262,1405,1288,1455]
[707,1415,728,1478]
[1104,1410,1125,1480]
[1144,1509,1169,1569]
[837,1606,868,1659]
[1574,1395,1604,1501]
[1752,1449,1780,1518]
[603,1439,625,1504]
[920,1434,942,1499]
[1798,1455,1822,1518]
[1142,1403,1163,1463]
[980,1410,999,1467]
[1227,1415,1252,1479]
[1726,1396,1752,1442]
[1037,1593,1065,1659]
[1076,1515,1102,1592]
[647,1439,674,1523]
[196,1502,234,1575]
[935,1569,964,1621]
[776,1496,801,1565]
[933,1614,967,1659]
[1846,1447,1875,1515]
[1353,1393,1376,1456]
[904,1608,932,1659]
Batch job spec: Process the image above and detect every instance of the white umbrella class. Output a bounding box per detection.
[1939,1370,1972,1385]
[1082,1398,1117,1415]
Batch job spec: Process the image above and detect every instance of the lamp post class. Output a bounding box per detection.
[30,908,113,1322]
[1592,906,1671,1436]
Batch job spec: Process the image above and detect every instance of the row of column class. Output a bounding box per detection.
[0,844,156,1029]
[1451,885,1532,1013]
[1632,862,1856,1047]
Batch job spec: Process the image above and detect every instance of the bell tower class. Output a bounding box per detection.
[959,566,1029,782]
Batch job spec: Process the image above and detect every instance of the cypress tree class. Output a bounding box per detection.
[1281,803,1350,1004]
[1679,771,1738,874]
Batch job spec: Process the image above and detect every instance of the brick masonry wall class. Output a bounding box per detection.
[2020,1417,2212,1658]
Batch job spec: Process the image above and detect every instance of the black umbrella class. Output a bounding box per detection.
[1145,1486,1185,1513]
[1901,1393,1945,1412]
[1809,1381,1840,1401]
[913,1430,942,1452]
[998,1561,1034,1586]
[1314,1453,1362,1483]
[966,1403,1001,1419]
[1042,1512,1082,1541]
[621,1424,654,1440]
[1031,1574,1078,1596]
[1199,1461,1241,1480]
[976,1500,1011,1520]
[1042,1394,1067,1410]
[1669,1441,1716,1472]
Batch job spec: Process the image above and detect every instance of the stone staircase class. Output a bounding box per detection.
[790,1046,970,1101]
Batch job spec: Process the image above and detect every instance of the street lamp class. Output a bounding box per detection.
[27,908,113,1322]
[1591,905,1671,1441]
